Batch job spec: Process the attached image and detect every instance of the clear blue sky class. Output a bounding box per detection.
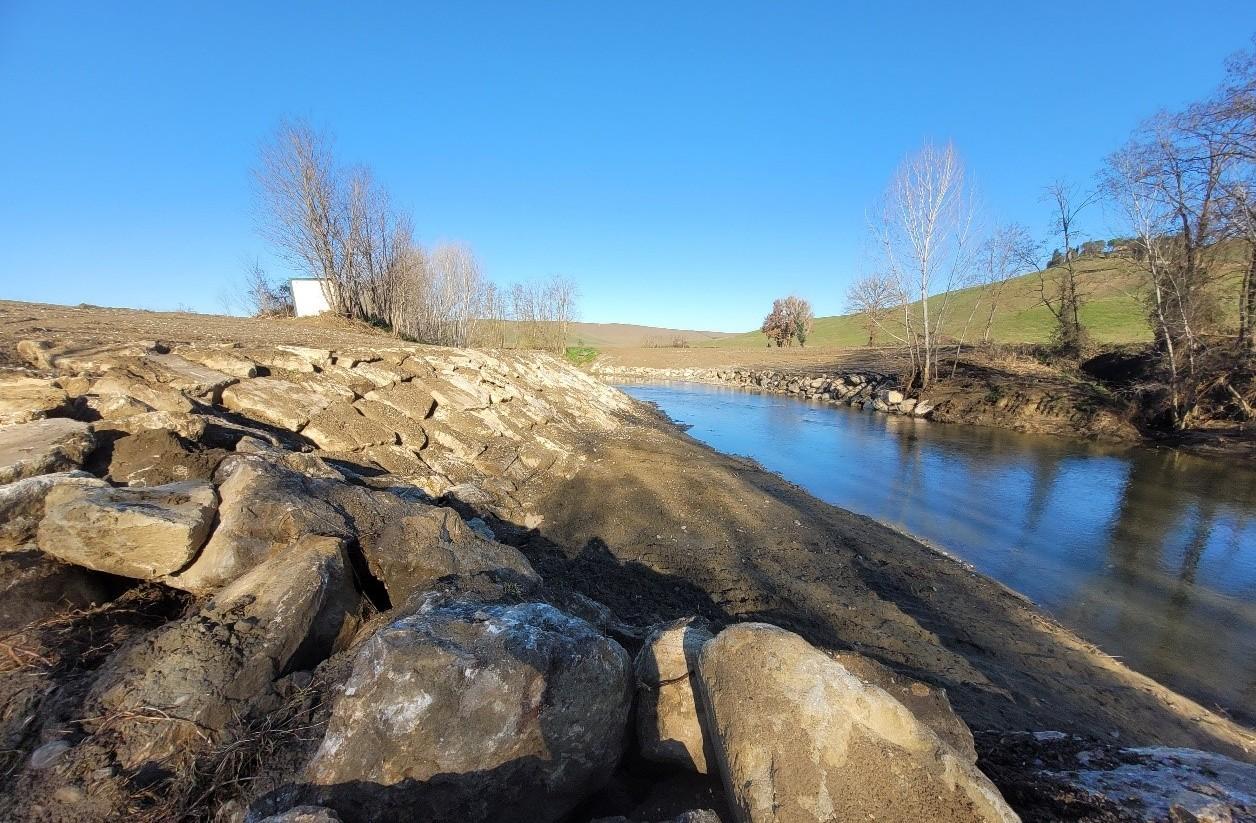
[2,3,1253,331]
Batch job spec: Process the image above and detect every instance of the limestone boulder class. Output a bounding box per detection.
[221,377,337,431]
[37,479,218,579]
[696,623,1017,823]
[0,471,107,551]
[354,398,428,448]
[177,347,260,379]
[90,372,196,413]
[828,651,975,762]
[362,381,435,421]
[635,618,716,774]
[305,599,633,823]
[86,534,361,769]
[302,402,398,452]
[367,506,541,601]
[0,418,96,484]
[0,376,70,424]
[132,353,239,401]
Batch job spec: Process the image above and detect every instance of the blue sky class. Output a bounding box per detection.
[1,3,1253,331]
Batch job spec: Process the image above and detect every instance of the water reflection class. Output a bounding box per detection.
[620,381,1256,722]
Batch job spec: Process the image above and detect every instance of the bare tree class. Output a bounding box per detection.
[873,141,974,388]
[242,260,294,317]
[545,275,580,353]
[975,223,1036,343]
[844,273,900,346]
[1036,180,1099,355]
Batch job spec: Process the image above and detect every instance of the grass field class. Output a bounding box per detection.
[704,253,1245,349]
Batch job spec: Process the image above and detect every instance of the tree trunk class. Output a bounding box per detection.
[1241,244,1256,354]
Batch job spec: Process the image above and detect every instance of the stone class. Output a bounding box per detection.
[170,455,429,593]
[105,428,228,486]
[259,807,343,823]
[37,479,218,579]
[305,599,632,823]
[914,401,935,418]
[362,382,435,421]
[0,376,70,424]
[0,471,107,551]
[429,372,492,411]
[635,618,716,774]
[135,353,239,401]
[177,347,260,379]
[354,399,428,448]
[90,372,197,413]
[221,377,338,431]
[86,535,361,769]
[85,393,156,420]
[885,389,905,404]
[899,398,918,413]
[349,361,407,387]
[696,623,1017,823]
[302,402,398,452]
[0,548,116,631]
[96,409,208,441]
[0,418,96,484]
[827,651,975,762]
[28,740,73,770]
[276,345,333,367]
[367,506,541,601]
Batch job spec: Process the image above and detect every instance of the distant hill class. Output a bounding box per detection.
[705,252,1246,349]
[565,322,735,348]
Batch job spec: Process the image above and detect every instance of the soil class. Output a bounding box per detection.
[3,300,1254,814]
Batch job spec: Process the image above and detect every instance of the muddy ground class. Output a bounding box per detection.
[2,300,1253,794]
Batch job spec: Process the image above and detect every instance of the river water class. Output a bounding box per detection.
[619,381,1256,723]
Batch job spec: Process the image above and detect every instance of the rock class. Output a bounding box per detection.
[259,807,343,823]
[90,372,197,413]
[827,651,976,762]
[276,345,333,368]
[0,548,117,631]
[885,389,905,404]
[0,376,70,424]
[0,470,107,550]
[177,348,260,379]
[696,623,1017,823]
[85,392,156,420]
[635,618,716,774]
[105,429,228,486]
[86,535,361,770]
[28,739,73,770]
[302,402,398,452]
[362,381,435,421]
[914,401,935,418]
[899,398,918,413]
[465,516,495,540]
[305,599,632,823]
[221,377,338,431]
[135,353,239,402]
[97,410,209,442]
[37,479,218,579]
[367,507,541,602]
[1053,744,1256,823]
[0,418,96,484]
[354,399,428,448]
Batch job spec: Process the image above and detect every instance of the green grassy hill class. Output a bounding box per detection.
[707,253,1245,349]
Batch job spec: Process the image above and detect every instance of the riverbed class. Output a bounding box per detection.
[620,381,1256,722]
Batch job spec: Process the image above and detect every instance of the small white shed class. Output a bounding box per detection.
[290,278,332,317]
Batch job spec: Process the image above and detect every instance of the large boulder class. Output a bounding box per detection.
[37,479,218,579]
[0,376,70,425]
[304,599,633,823]
[0,418,95,484]
[369,506,541,601]
[86,534,361,770]
[696,623,1017,823]
[0,471,107,551]
[635,618,716,774]
[301,402,398,452]
[221,377,341,431]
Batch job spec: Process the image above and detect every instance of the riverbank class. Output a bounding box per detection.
[0,300,1252,821]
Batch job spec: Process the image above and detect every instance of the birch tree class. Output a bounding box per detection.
[873,141,974,388]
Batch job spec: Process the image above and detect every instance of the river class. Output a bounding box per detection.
[620,381,1256,723]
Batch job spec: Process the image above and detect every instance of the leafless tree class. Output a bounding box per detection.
[1036,180,1099,355]
[844,273,900,346]
[242,260,294,317]
[873,140,975,388]
[505,275,579,353]
[975,223,1036,343]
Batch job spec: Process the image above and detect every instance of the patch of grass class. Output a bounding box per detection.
[564,346,599,365]
[704,251,1246,349]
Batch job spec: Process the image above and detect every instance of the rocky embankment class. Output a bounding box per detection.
[0,330,1251,822]
[591,363,1138,440]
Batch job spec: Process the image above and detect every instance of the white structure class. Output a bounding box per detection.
[290,278,332,317]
